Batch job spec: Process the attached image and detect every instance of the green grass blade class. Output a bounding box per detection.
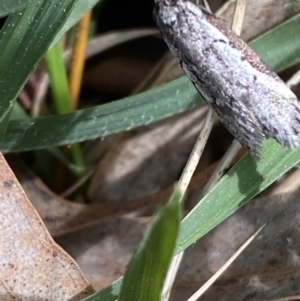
[118,187,182,301]
[51,0,103,46]
[0,103,14,141]
[0,0,78,138]
[44,43,73,114]
[79,141,300,301]
[1,12,300,152]
[1,77,199,152]
[0,0,34,17]
[251,12,300,71]
[44,42,85,173]
[81,279,122,301]
[176,139,300,253]
[83,187,183,301]
[11,102,29,120]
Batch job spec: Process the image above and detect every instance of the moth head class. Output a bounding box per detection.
[153,0,180,28]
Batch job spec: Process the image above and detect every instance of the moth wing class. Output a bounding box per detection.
[196,86,265,159]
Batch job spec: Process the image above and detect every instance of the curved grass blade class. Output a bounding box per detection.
[81,279,122,301]
[1,78,200,152]
[82,187,182,301]
[118,187,182,301]
[0,0,78,138]
[80,140,300,300]
[251,11,300,72]
[176,139,300,253]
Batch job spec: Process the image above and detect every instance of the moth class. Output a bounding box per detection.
[153,0,300,158]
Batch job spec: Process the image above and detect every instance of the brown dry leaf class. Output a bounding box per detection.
[0,153,94,300]
[170,191,300,301]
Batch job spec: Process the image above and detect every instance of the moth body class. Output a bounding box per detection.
[153,0,300,158]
